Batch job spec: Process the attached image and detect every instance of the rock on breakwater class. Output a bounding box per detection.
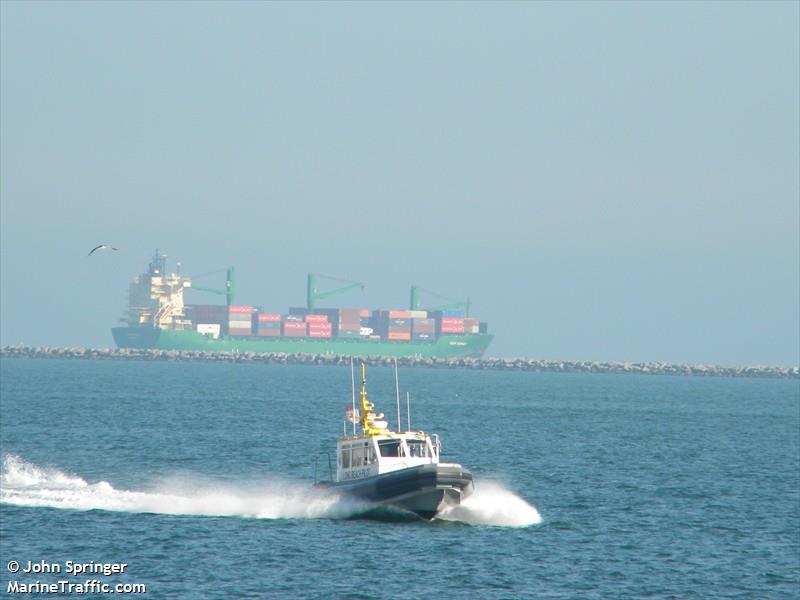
[1,345,797,379]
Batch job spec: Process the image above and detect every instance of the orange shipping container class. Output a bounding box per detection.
[229,328,252,336]
[257,329,281,337]
[387,331,411,341]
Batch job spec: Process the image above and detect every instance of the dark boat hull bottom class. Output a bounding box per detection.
[316,463,473,520]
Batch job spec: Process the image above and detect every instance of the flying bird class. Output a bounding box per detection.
[88,244,119,256]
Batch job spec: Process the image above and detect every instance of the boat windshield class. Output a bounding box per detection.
[406,439,428,458]
[377,439,404,457]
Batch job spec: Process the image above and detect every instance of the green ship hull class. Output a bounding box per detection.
[111,327,493,359]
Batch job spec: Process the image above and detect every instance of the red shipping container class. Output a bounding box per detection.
[388,310,412,319]
[309,330,332,338]
[440,317,464,326]
[229,328,252,336]
[228,305,255,314]
[305,314,329,324]
[283,322,307,336]
[257,313,281,322]
[359,309,370,318]
[440,326,465,334]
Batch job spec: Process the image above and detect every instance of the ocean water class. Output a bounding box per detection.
[0,358,798,599]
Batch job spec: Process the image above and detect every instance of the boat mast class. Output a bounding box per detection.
[407,391,411,432]
[350,357,356,436]
[359,362,369,432]
[358,362,390,436]
[394,358,401,432]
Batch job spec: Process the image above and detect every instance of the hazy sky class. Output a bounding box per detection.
[1,1,798,366]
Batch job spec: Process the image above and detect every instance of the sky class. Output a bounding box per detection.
[1,1,798,366]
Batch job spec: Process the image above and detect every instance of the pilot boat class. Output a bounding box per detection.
[315,363,474,520]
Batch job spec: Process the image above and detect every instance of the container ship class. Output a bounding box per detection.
[111,251,493,358]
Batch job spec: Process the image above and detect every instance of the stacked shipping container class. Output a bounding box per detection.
[372,310,412,341]
[186,304,486,342]
[463,318,480,334]
[255,313,281,337]
[338,308,361,339]
[412,317,435,343]
[306,314,332,338]
[283,313,307,337]
[438,317,464,334]
[228,305,254,336]
[185,304,228,327]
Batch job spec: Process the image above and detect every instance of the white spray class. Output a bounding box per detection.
[1,455,542,527]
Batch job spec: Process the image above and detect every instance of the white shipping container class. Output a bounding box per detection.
[408,310,428,319]
[360,327,374,336]
[228,320,251,328]
[197,323,221,339]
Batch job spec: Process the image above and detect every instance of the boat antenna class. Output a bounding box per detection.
[394,358,401,432]
[407,391,411,432]
[350,357,356,436]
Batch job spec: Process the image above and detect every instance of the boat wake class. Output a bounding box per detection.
[437,481,542,527]
[0,455,370,520]
[1,455,540,527]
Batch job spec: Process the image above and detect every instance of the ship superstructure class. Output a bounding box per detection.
[124,251,194,331]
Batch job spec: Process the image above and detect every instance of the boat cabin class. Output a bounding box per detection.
[335,363,442,483]
[336,432,440,482]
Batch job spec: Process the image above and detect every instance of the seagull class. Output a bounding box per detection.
[88,244,119,256]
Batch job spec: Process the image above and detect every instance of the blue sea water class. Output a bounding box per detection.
[0,358,798,599]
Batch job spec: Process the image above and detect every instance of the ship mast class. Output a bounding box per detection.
[359,363,389,436]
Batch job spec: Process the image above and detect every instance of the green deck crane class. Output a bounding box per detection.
[187,267,236,306]
[409,285,470,316]
[307,273,365,311]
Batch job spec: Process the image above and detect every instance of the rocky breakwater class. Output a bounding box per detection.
[1,345,797,379]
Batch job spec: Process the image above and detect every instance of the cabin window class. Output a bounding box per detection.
[351,446,363,467]
[378,439,404,457]
[340,448,351,469]
[350,442,372,467]
[407,439,428,458]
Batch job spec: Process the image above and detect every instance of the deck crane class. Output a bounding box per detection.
[307,273,365,311]
[409,285,471,317]
[187,267,236,306]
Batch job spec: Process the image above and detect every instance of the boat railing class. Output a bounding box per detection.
[313,451,334,484]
